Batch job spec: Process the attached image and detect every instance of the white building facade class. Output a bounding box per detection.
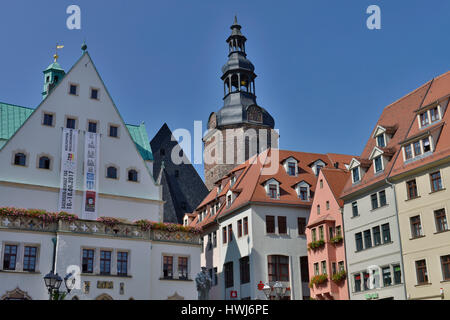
[0,49,201,300]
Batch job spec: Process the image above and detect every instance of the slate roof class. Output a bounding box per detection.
[150,123,209,224]
[0,101,153,162]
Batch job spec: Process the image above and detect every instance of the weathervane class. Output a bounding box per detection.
[54,43,64,62]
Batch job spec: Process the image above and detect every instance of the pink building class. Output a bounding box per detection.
[306,168,350,300]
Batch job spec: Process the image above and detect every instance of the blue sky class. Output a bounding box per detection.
[1,1,449,178]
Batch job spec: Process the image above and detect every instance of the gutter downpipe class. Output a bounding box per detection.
[385,177,408,300]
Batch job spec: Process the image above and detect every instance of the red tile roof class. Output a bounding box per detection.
[391,71,450,178]
[189,149,353,228]
[341,79,433,198]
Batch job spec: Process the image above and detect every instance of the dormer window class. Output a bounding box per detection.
[288,162,296,176]
[430,106,439,122]
[299,187,308,201]
[294,181,311,201]
[377,134,386,148]
[283,157,298,176]
[230,176,236,187]
[374,156,383,173]
[418,104,442,129]
[227,195,232,208]
[404,145,413,160]
[263,178,280,199]
[420,112,429,127]
[423,137,431,152]
[402,136,434,162]
[352,167,360,183]
[269,184,278,199]
[315,164,323,176]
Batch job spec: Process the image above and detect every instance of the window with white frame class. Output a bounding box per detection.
[352,167,360,183]
[403,136,433,162]
[374,156,383,173]
[294,181,310,201]
[418,105,442,128]
[264,179,280,199]
[376,134,386,148]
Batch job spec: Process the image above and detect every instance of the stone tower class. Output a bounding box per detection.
[203,17,278,190]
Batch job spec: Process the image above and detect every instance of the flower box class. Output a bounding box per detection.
[331,270,347,283]
[309,274,328,288]
[330,235,343,245]
[308,239,325,250]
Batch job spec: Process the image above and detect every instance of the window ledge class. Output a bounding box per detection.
[409,235,425,240]
[414,282,432,287]
[81,273,132,278]
[355,241,393,253]
[405,196,421,202]
[440,280,450,283]
[159,277,193,282]
[0,270,41,275]
[370,204,389,213]
[429,188,446,195]
[350,215,360,219]
[433,229,450,235]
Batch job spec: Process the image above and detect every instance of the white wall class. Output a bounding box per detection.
[150,242,201,300]
[0,53,161,222]
[211,204,310,300]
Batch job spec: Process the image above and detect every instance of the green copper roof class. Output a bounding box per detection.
[126,123,154,161]
[0,102,153,161]
[44,62,64,72]
[0,102,34,141]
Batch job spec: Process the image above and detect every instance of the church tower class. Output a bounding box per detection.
[203,17,278,190]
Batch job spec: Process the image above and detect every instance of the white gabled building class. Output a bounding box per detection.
[0,47,201,300]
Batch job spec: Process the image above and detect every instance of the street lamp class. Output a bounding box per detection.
[44,271,73,300]
[262,281,286,300]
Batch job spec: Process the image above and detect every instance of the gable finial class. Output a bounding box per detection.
[81,39,87,52]
[234,15,238,25]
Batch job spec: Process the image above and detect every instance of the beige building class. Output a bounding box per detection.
[389,71,450,300]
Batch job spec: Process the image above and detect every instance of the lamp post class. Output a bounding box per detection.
[44,271,74,300]
[262,281,286,300]
[43,237,74,300]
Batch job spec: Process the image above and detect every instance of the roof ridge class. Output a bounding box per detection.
[383,79,433,111]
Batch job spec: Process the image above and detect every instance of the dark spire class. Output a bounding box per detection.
[214,17,274,129]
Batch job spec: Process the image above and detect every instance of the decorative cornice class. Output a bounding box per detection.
[0,216,200,245]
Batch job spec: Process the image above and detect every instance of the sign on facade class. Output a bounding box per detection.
[58,128,79,213]
[82,132,100,220]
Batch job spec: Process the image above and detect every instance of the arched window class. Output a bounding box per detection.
[38,156,50,169]
[107,166,117,179]
[231,74,239,92]
[240,75,249,92]
[14,153,26,166]
[128,169,138,182]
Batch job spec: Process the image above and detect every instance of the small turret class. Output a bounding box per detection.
[42,45,66,100]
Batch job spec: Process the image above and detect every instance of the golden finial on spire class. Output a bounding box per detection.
[54,43,64,62]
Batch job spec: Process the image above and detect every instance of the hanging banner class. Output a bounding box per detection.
[82,132,100,220]
[58,128,79,213]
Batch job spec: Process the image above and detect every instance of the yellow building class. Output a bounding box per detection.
[389,71,450,300]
